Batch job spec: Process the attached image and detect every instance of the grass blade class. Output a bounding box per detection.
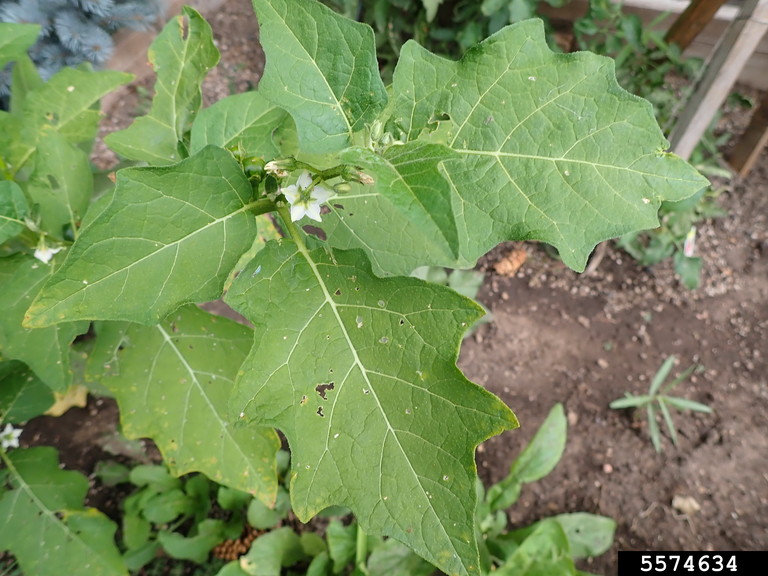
[663,363,698,394]
[665,397,712,413]
[647,404,662,452]
[610,395,652,409]
[650,356,676,395]
[658,399,678,447]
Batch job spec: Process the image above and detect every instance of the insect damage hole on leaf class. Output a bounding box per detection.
[315,382,335,400]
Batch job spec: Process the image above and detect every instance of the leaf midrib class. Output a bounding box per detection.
[293,243,466,574]
[260,0,352,136]
[29,199,259,324]
[153,324,266,490]
[2,456,121,573]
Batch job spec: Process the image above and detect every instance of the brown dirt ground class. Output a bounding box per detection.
[18,1,768,575]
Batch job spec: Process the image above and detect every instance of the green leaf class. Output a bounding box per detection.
[545,513,615,559]
[422,0,447,21]
[0,180,29,244]
[0,447,128,576]
[674,253,701,289]
[239,527,306,576]
[391,21,708,271]
[326,521,356,573]
[26,132,93,239]
[101,306,280,503]
[25,147,258,327]
[487,403,565,511]
[663,396,712,413]
[83,321,130,386]
[122,514,151,550]
[0,360,55,422]
[94,461,131,487]
[189,91,290,157]
[247,486,290,529]
[218,486,252,511]
[129,464,181,491]
[494,519,575,576]
[0,23,40,68]
[252,0,387,153]
[142,489,193,523]
[0,254,87,391]
[609,395,651,409]
[508,403,566,482]
[388,41,454,142]
[10,53,43,114]
[20,67,132,156]
[368,538,435,576]
[225,240,518,576]
[105,7,219,164]
[319,142,461,275]
[158,519,226,563]
[650,356,676,394]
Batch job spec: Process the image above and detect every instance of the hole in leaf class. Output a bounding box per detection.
[302,225,327,241]
[47,175,60,189]
[399,319,405,326]
[316,406,324,417]
[315,382,335,400]
[333,204,344,210]
[334,289,342,296]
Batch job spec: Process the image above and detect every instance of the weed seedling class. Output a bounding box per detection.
[610,356,712,452]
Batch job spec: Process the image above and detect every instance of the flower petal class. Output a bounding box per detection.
[290,203,306,222]
[304,204,323,222]
[312,185,333,204]
[282,184,299,204]
[296,171,312,189]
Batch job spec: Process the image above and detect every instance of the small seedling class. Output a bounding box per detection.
[610,356,712,452]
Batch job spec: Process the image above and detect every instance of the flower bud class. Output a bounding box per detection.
[333,182,352,194]
[243,156,265,182]
[341,166,374,186]
[265,158,298,178]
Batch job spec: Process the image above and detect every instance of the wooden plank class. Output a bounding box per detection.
[727,92,768,176]
[664,0,729,49]
[669,0,768,160]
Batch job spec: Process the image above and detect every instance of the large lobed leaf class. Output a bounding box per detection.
[105,7,219,164]
[189,91,290,158]
[385,20,709,272]
[0,255,88,391]
[26,132,93,239]
[251,0,387,153]
[225,240,518,576]
[3,67,131,174]
[0,360,55,423]
[318,142,463,276]
[0,23,39,68]
[0,181,29,244]
[0,447,127,576]
[101,306,280,504]
[25,146,258,327]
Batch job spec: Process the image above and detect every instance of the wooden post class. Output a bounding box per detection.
[669,0,768,160]
[726,92,768,176]
[665,0,729,50]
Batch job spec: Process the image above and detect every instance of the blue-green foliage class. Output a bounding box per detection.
[0,0,161,104]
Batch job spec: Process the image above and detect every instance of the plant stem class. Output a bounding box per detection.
[355,522,369,574]
[276,204,307,251]
[248,197,279,217]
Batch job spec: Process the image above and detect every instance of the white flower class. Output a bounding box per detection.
[34,244,62,264]
[1,423,22,450]
[281,171,333,222]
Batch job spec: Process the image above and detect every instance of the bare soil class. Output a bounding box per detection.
[19,1,768,574]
